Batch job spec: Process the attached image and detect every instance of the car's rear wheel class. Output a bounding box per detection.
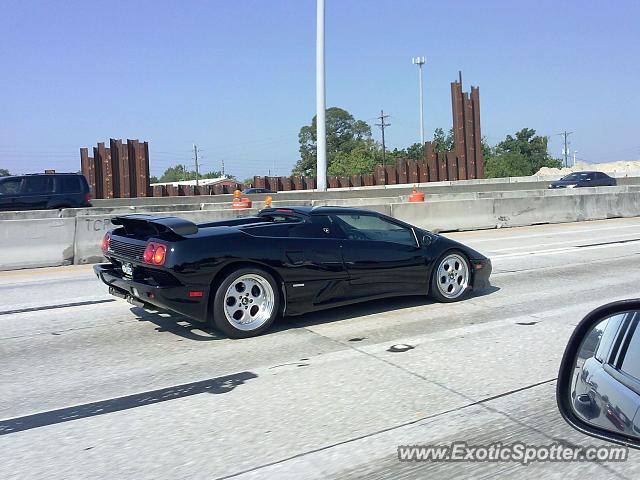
[211,267,280,338]
[430,251,470,302]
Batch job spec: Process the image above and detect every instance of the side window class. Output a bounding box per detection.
[594,313,625,363]
[620,317,640,381]
[0,178,23,194]
[333,214,416,247]
[288,216,334,238]
[59,176,82,193]
[24,176,54,194]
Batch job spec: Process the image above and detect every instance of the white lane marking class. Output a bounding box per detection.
[488,234,640,253]
[453,222,640,243]
[491,239,640,259]
[356,295,637,355]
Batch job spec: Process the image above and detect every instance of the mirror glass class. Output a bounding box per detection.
[570,310,640,439]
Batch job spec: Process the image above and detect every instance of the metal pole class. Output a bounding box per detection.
[193,144,199,187]
[412,56,426,145]
[316,0,327,191]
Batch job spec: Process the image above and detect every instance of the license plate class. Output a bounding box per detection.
[122,262,134,277]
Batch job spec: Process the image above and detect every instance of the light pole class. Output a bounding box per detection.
[316,0,327,191]
[412,56,426,145]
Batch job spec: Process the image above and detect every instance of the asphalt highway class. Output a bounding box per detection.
[2,218,640,479]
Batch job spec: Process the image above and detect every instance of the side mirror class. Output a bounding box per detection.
[557,299,640,449]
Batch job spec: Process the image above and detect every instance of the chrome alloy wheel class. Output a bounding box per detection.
[436,253,469,299]
[223,274,275,331]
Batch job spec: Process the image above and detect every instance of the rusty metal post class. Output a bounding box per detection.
[80,148,97,197]
[451,80,467,180]
[463,93,476,180]
[96,143,114,199]
[471,86,484,178]
[425,141,437,182]
[446,151,458,181]
[437,152,448,181]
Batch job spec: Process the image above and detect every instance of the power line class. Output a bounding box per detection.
[375,110,391,165]
[556,131,573,167]
[193,144,200,187]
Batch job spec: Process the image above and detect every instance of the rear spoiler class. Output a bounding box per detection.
[111,215,198,236]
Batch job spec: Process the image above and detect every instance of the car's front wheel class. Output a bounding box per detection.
[429,251,470,302]
[211,267,280,338]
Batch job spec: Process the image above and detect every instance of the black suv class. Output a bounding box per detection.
[0,173,91,211]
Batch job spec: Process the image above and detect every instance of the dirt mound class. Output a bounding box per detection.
[536,160,640,177]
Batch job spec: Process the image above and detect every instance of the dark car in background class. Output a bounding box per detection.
[548,171,617,189]
[0,172,91,211]
[242,187,274,195]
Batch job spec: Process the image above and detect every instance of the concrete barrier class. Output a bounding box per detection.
[392,199,497,232]
[0,218,76,270]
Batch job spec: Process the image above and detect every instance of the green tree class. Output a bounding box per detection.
[327,139,379,176]
[485,128,562,178]
[484,152,532,178]
[293,107,372,176]
[0,168,10,177]
[432,127,454,153]
[157,165,232,182]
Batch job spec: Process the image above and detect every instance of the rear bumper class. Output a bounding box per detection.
[93,263,209,322]
[471,258,492,289]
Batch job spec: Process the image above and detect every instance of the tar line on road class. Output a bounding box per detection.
[0,299,116,316]
[0,371,258,435]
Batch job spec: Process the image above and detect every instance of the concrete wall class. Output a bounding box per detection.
[1,186,639,270]
[0,218,76,270]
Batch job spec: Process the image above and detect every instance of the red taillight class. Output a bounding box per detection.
[85,192,92,203]
[143,243,155,263]
[101,232,111,253]
[142,242,167,265]
[153,244,166,265]
[188,291,204,298]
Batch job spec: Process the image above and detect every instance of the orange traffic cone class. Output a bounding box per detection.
[265,195,273,207]
[231,189,244,209]
[408,185,425,202]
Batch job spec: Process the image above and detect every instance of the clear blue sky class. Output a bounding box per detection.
[1,0,638,180]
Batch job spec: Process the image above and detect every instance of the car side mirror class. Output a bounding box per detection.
[557,300,640,449]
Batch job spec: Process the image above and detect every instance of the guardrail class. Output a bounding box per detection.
[0,186,639,270]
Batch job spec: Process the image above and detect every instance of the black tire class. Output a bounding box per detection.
[211,267,281,338]
[429,250,471,303]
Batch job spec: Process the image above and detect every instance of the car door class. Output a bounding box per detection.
[275,214,350,310]
[331,213,427,297]
[20,175,54,210]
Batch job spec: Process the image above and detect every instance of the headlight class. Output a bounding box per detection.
[566,184,577,189]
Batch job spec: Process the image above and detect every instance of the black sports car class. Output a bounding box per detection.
[94,206,492,338]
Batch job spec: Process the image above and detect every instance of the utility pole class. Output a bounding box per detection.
[221,159,225,177]
[193,144,200,186]
[559,131,573,167]
[375,110,391,165]
[412,56,426,145]
[316,0,327,191]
